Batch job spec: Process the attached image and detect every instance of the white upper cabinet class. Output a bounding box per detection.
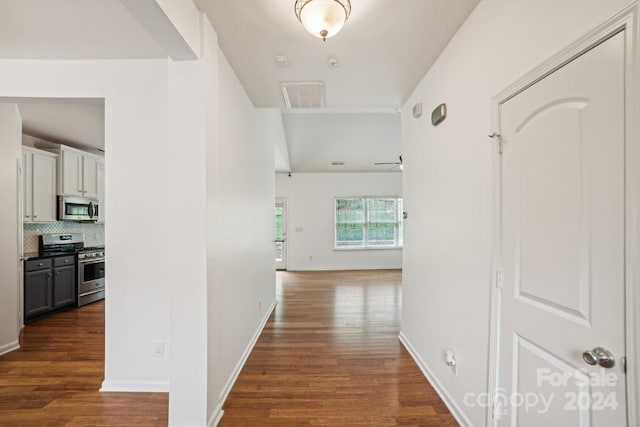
[22,147,57,223]
[83,155,99,199]
[97,160,105,224]
[61,148,82,197]
[57,145,102,199]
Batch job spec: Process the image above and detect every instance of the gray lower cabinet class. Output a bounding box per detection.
[24,266,52,318]
[24,255,76,321]
[53,256,75,307]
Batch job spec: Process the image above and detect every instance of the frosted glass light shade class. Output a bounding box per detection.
[295,0,351,41]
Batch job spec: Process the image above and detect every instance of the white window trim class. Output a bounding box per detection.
[334,196,403,250]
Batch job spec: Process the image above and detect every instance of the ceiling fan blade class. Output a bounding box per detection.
[375,155,403,166]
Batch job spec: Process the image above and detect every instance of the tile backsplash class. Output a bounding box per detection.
[24,222,105,253]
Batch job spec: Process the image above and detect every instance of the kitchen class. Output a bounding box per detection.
[16,99,106,324]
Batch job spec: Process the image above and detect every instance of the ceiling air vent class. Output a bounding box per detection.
[280,82,325,109]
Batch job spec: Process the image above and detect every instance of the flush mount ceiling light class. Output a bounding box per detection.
[294,0,351,42]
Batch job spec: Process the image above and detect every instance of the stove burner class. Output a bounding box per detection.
[79,246,105,252]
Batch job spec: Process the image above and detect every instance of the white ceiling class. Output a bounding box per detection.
[197,0,480,172]
[283,111,401,172]
[0,0,165,59]
[195,0,481,109]
[0,0,480,172]
[0,98,105,154]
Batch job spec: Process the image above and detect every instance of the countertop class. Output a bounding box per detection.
[23,252,76,261]
[23,252,42,261]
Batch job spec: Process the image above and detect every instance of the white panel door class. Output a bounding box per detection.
[497,32,626,425]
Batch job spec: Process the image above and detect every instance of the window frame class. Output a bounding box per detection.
[334,196,403,250]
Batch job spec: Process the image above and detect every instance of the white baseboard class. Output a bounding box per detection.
[0,340,20,357]
[207,403,224,427]
[100,380,170,393]
[217,297,277,406]
[398,332,473,427]
[288,265,402,271]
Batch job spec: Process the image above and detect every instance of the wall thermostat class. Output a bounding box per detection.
[431,103,447,126]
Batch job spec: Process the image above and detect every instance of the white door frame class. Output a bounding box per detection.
[487,4,640,426]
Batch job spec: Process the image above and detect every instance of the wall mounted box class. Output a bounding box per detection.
[412,103,423,118]
[431,103,447,126]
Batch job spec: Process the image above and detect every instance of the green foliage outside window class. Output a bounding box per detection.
[335,197,403,248]
[275,206,283,240]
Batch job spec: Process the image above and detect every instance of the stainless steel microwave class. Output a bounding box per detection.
[58,196,99,222]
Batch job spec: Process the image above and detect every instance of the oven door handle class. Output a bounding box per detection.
[79,259,104,265]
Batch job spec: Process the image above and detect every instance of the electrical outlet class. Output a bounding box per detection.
[153,342,165,358]
[445,350,457,374]
[308,255,313,261]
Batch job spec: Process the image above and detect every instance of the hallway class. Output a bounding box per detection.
[0,271,456,426]
[221,270,456,426]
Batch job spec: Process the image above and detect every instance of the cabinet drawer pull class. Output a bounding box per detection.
[64,260,69,263]
[38,262,44,267]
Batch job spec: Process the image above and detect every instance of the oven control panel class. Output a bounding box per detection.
[78,251,105,260]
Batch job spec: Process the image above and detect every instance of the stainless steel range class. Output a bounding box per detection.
[77,246,105,306]
[39,233,105,307]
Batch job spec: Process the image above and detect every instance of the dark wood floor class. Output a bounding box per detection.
[220,270,457,426]
[0,301,168,427]
[0,271,456,426]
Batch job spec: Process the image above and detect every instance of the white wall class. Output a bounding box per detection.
[0,13,279,426]
[206,42,277,421]
[0,104,21,356]
[261,109,289,173]
[276,172,402,271]
[167,53,208,425]
[400,0,634,425]
[0,59,173,390]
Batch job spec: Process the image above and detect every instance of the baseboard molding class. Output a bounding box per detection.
[207,403,224,427]
[288,265,402,272]
[217,297,277,406]
[100,380,170,393]
[398,332,473,427]
[0,340,20,357]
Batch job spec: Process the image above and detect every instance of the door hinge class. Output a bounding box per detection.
[488,132,503,155]
[495,270,504,289]
[622,356,627,374]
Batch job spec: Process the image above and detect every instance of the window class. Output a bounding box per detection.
[335,197,403,249]
[275,203,284,263]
